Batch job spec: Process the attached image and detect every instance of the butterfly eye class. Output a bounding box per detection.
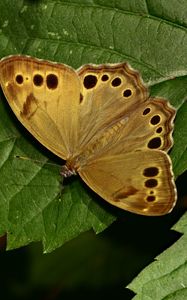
[150,115,161,125]
[148,137,162,149]
[101,74,109,81]
[143,107,151,115]
[145,178,158,188]
[146,195,156,202]
[46,74,58,89]
[15,74,24,84]
[111,77,121,87]
[156,127,163,133]
[143,167,159,177]
[83,75,97,89]
[123,89,132,97]
[33,74,44,87]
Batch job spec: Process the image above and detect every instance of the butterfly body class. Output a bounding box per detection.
[0,55,177,215]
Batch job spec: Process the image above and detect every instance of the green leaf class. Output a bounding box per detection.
[0,0,186,252]
[128,212,187,300]
[0,97,115,252]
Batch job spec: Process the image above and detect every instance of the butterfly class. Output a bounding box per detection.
[0,55,177,215]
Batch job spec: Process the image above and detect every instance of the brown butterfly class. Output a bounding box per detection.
[0,55,177,215]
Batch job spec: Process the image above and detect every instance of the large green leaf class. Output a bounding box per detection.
[128,212,187,299]
[0,0,186,253]
[0,92,115,253]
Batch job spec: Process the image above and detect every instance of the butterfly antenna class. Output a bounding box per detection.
[15,155,60,167]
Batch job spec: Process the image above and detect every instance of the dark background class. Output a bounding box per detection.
[0,170,186,300]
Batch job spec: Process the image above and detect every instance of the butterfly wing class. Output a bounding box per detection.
[77,96,176,215]
[75,64,177,215]
[77,63,148,150]
[76,64,175,155]
[78,151,177,216]
[0,55,81,159]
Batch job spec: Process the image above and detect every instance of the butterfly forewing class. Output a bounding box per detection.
[76,63,148,151]
[0,56,81,159]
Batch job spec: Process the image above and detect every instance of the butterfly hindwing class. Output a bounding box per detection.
[78,150,177,216]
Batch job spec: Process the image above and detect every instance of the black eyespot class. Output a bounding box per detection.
[79,93,83,103]
[46,74,58,89]
[151,115,161,125]
[111,77,121,87]
[101,74,109,81]
[146,195,156,202]
[143,107,151,115]
[33,74,43,86]
[15,74,23,84]
[123,89,132,97]
[156,127,163,133]
[84,75,97,89]
[145,179,158,188]
[143,167,159,177]
[148,137,161,149]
